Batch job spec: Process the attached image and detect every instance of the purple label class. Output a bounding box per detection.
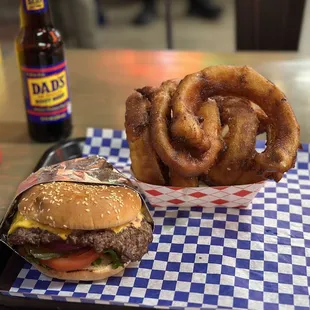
[21,61,72,124]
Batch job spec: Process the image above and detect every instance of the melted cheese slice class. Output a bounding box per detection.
[111,211,143,233]
[8,212,71,240]
[8,211,144,238]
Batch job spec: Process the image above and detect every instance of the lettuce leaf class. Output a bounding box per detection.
[91,258,103,266]
[104,249,123,269]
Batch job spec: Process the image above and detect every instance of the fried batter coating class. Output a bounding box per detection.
[125,87,167,185]
[170,65,300,181]
[207,97,260,185]
[150,81,223,178]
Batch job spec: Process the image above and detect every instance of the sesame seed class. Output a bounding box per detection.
[85,209,90,212]
[63,225,68,228]
[117,215,120,220]
[107,211,111,214]
[101,214,104,218]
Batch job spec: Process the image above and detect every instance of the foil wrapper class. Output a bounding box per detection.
[0,155,154,255]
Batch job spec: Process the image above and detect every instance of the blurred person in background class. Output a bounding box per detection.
[133,0,222,25]
[50,0,101,48]
[96,0,107,26]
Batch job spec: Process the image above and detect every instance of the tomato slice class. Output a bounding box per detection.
[42,249,100,272]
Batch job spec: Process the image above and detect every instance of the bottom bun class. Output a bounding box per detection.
[33,262,129,281]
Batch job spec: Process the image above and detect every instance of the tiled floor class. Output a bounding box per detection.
[0,0,235,57]
[97,0,235,51]
[2,0,310,55]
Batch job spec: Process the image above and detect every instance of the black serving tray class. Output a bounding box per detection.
[0,138,144,310]
[33,137,85,171]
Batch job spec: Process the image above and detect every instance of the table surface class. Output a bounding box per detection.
[0,49,309,219]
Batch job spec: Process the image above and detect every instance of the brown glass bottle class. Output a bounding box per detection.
[16,0,72,143]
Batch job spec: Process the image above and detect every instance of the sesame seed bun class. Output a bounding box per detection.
[18,182,142,230]
[33,260,129,281]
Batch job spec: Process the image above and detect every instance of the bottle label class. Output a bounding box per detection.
[23,0,48,13]
[21,61,72,124]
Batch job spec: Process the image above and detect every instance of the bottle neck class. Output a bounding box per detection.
[20,0,53,28]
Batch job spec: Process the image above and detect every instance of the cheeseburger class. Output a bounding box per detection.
[7,182,153,281]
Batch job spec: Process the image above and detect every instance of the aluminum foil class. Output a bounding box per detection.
[0,155,154,246]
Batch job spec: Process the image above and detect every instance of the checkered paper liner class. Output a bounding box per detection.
[6,128,310,309]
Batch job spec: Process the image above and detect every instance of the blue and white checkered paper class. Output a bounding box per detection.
[8,128,310,309]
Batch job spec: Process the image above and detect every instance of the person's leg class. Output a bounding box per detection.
[188,0,222,20]
[132,0,157,26]
[49,0,99,48]
[49,0,77,47]
[96,0,107,26]
[71,0,99,48]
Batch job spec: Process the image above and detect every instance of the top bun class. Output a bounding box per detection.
[18,182,142,230]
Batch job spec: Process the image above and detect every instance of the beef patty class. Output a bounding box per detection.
[8,219,153,263]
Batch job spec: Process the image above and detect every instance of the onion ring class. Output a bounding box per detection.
[169,171,199,187]
[214,96,269,135]
[150,80,223,178]
[250,102,269,135]
[170,65,300,180]
[125,87,167,185]
[207,96,260,185]
[167,140,199,187]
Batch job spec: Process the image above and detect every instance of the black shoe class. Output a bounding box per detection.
[98,12,107,27]
[132,8,157,26]
[188,0,222,20]
[95,0,107,27]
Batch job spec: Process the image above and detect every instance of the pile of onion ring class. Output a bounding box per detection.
[125,65,300,187]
